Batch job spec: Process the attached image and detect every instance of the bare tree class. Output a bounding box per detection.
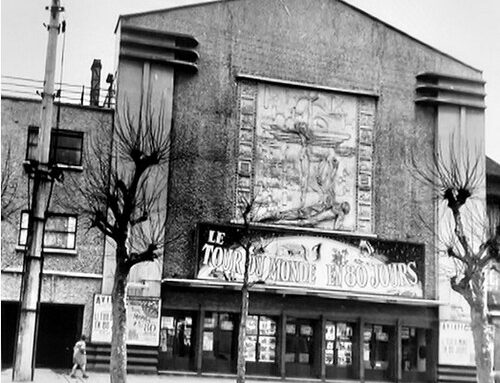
[415,145,499,383]
[235,201,253,383]
[67,99,170,383]
[226,198,267,383]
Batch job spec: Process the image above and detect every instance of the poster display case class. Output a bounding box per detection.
[325,321,355,379]
[245,315,278,376]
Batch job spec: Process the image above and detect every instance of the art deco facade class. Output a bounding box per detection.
[106,0,486,381]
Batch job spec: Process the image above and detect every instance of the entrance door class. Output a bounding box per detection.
[363,323,395,381]
[1,302,82,369]
[1,301,19,368]
[285,318,316,378]
[158,312,196,371]
[36,304,83,368]
[202,312,238,373]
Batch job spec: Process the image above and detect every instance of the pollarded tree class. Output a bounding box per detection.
[223,197,267,383]
[416,146,499,383]
[67,99,170,383]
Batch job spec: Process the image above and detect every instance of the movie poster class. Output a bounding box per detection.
[91,294,161,346]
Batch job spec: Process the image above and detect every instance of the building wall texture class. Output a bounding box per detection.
[121,0,482,301]
[1,96,113,335]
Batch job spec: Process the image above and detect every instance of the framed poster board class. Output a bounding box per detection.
[91,294,161,346]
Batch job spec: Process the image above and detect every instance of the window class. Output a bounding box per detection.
[26,126,84,167]
[19,211,77,250]
[26,126,39,161]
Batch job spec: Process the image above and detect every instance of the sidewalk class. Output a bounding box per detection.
[1,369,280,383]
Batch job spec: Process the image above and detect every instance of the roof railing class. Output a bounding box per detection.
[1,75,115,109]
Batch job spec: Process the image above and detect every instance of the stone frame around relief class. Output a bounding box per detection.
[234,81,258,220]
[234,80,376,233]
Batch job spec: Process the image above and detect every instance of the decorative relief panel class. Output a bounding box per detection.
[235,82,375,233]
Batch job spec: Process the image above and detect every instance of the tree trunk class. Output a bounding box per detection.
[110,258,129,383]
[237,283,249,383]
[470,272,494,383]
[237,245,251,383]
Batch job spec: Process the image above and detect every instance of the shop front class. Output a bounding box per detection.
[159,223,438,381]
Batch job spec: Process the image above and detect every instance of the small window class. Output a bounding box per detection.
[26,126,39,161]
[19,211,77,250]
[26,126,84,167]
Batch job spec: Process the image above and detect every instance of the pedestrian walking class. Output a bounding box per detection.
[70,335,88,378]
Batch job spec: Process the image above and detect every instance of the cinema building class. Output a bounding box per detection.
[108,0,485,381]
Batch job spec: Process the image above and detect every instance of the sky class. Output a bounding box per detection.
[1,0,499,163]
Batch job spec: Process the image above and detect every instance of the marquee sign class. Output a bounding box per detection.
[196,223,425,298]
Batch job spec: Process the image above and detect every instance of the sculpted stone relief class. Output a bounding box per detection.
[235,82,375,233]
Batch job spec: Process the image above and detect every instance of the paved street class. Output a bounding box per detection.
[0,369,290,383]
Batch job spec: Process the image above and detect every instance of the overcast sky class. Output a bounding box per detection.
[2,0,499,162]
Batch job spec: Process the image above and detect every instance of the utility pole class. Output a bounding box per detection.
[13,0,63,380]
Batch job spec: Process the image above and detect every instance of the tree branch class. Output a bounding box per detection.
[125,244,159,268]
[90,212,116,239]
[447,247,467,264]
[450,205,473,261]
[450,274,473,305]
[1,142,22,222]
[130,211,148,226]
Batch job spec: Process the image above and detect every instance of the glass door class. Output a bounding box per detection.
[285,318,316,378]
[202,312,238,373]
[158,312,196,371]
[401,327,430,381]
[363,323,395,381]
